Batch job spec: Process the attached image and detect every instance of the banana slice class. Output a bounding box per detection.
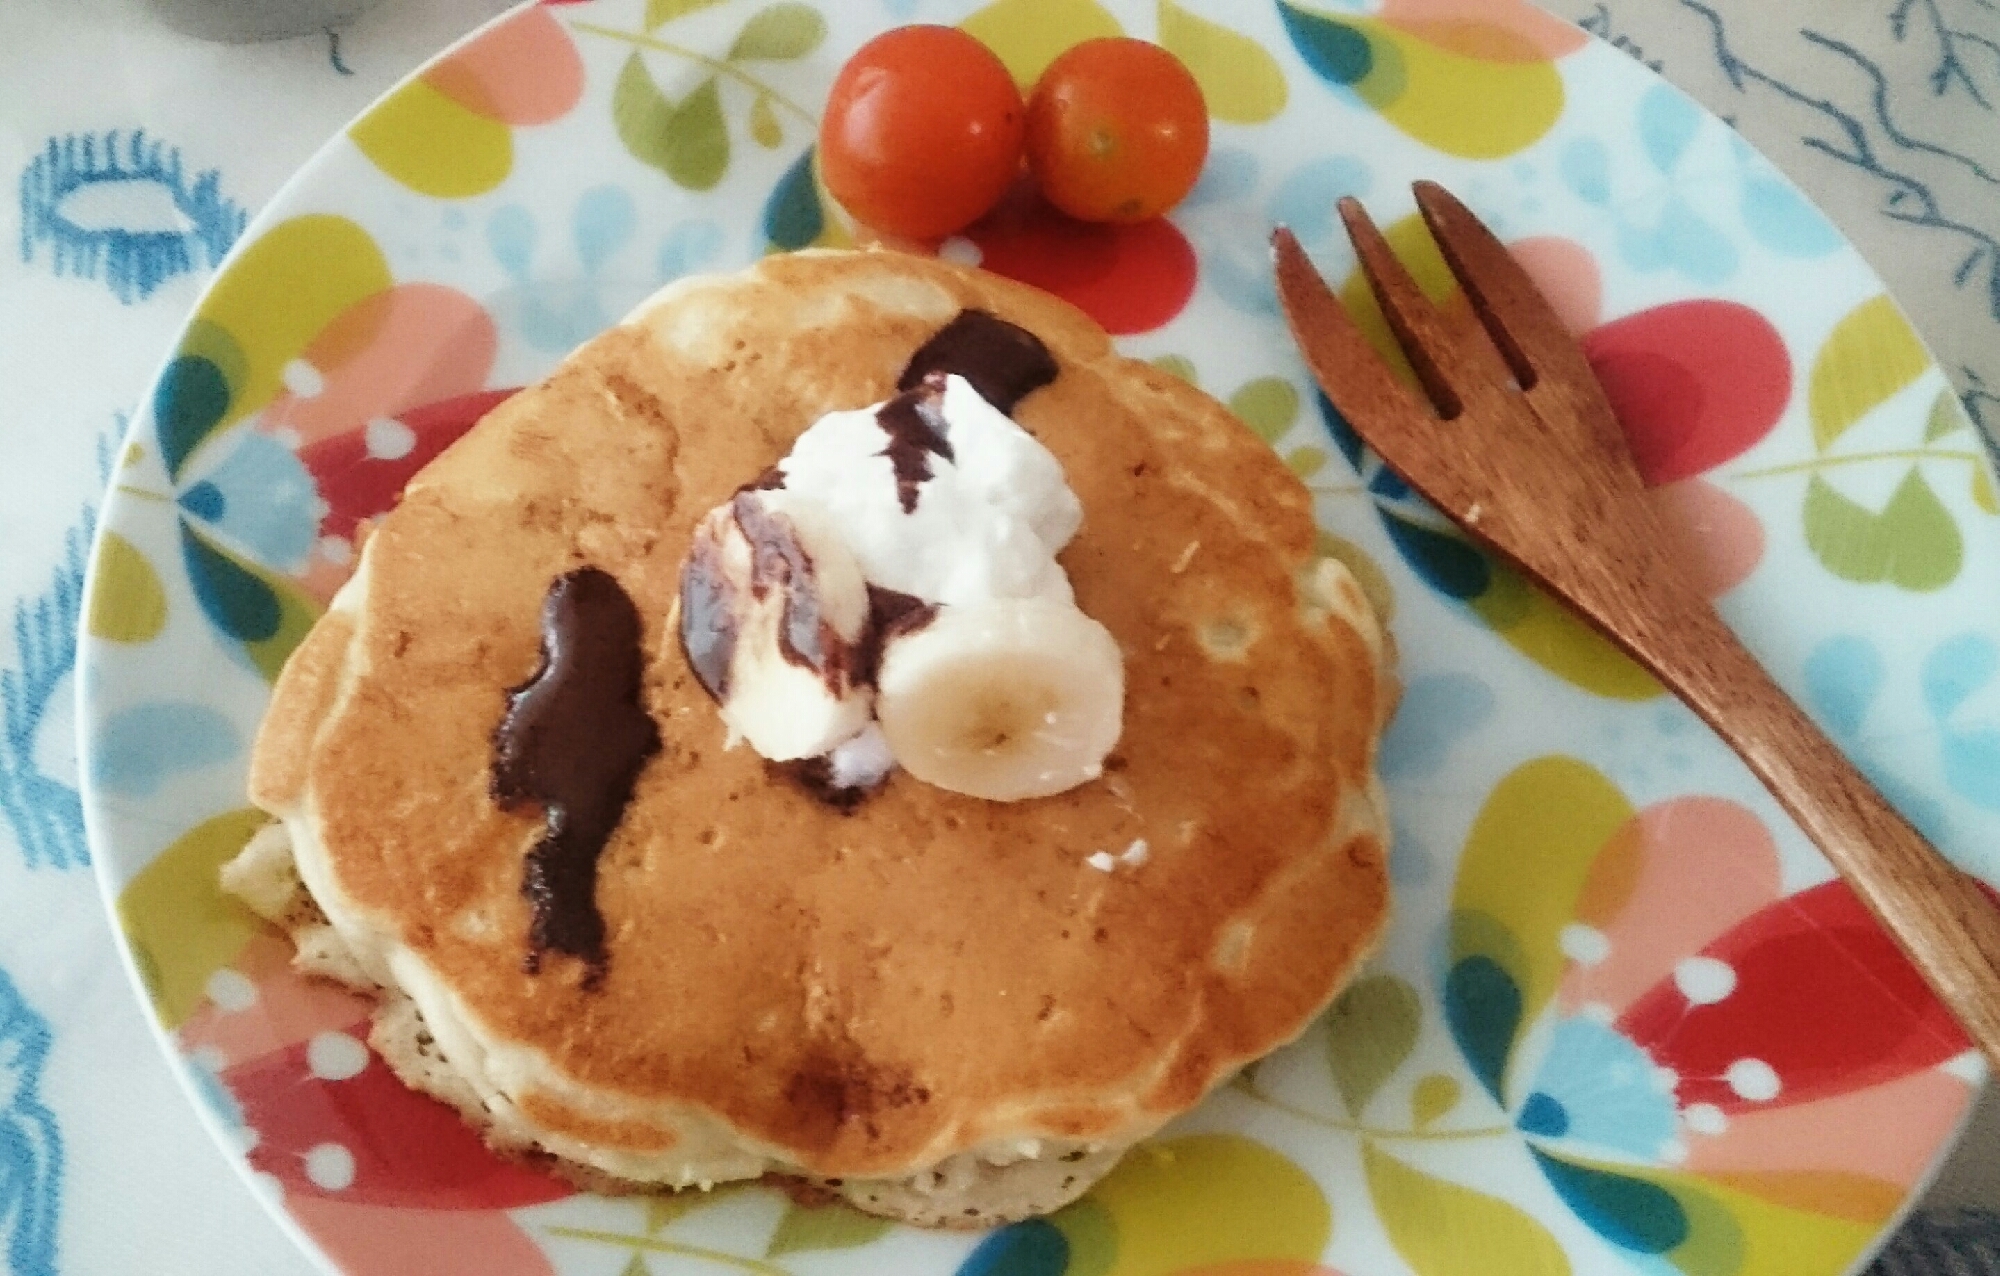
[875,598,1124,801]
[680,489,873,761]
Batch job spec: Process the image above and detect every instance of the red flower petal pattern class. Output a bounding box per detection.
[231,1030,572,1210]
[1582,300,1791,487]
[1618,880,1968,1114]
[299,388,518,542]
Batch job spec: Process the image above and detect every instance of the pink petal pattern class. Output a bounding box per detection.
[1649,478,1767,597]
[424,6,584,125]
[1380,0,1591,57]
[258,283,496,452]
[1507,236,1601,336]
[1559,797,1782,1018]
[177,933,375,1066]
[290,1197,559,1276]
[1688,1067,1970,1188]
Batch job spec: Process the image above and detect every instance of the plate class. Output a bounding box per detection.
[78,1,2000,1273]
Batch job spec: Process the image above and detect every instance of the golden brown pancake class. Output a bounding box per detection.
[240,248,1393,1225]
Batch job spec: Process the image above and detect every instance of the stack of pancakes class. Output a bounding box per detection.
[232,249,1394,1227]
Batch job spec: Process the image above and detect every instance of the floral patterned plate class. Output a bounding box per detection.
[79,0,2000,1273]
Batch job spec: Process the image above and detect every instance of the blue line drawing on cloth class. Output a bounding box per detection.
[18,130,245,304]
[1893,0,2000,105]
[1573,4,1667,72]
[327,27,356,75]
[0,967,61,1276]
[1680,0,2000,338]
[0,432,116,872]
[1808,32,2000,184]
[0,516,89,873]
[1962,364,2000,455]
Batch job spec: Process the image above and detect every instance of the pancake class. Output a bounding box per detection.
[237,248,1394,1226]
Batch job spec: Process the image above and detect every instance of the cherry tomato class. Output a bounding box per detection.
[1025,38,1209,225]
[819,26,1026,240]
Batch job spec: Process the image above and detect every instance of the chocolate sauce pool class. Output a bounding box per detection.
[491,567,660,984]
[898,308,1059,413]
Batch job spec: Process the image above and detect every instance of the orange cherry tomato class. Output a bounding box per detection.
[819,26,1026,240]
[1025,38,1209,224]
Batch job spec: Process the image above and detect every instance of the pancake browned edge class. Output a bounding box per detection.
[229,248,1395,1228]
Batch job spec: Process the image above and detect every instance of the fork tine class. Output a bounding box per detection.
[1336,197,1511,422]
[1271,227,1439,461]
[1335,198,1460,419]
[1411,181,1597,394]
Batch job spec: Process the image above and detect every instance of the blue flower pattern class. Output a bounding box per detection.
[0,971,60,1276]
[486,186,727,355]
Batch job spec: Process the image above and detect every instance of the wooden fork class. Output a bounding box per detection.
[1274,181,2000,1065]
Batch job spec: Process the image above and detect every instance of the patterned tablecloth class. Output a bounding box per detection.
[1,0,1995,1271]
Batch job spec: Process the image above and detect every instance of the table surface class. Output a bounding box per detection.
[1,0,1996,1271]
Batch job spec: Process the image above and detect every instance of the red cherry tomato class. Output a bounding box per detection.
[1025,38,1209,225]
[818,26,1026,240]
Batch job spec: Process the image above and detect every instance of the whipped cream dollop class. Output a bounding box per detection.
[678,371,1123,803]
[779,373,1082,606]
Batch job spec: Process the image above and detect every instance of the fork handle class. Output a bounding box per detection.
[1643,603,2000,1064]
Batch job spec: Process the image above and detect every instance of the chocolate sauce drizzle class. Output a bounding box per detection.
[679,494,859,705]
[857,584,935,687]
[492,567,660,985]
[733,492,850,681]
[679,531,737,700]
[873,374,953,514]
[897,308,1059,413]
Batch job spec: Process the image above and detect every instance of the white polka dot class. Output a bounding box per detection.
[1684,1103,1728,1135]
[1674,956,1737,1006]
[1726,1057,1781,1102]
[937,236,982,266]
[318,535,354,566]
[205,969,256,1012]
[234,1124,261,1154]
[1581,1002,1614,1025]
[269,426,303,450]
[307,1031,369,1082]
[304,1142,356,1192]
[365,417,416,460]
[281,359,324,399]
[1659,1138,1688,1165]
[189,1045,227,1072]
[1652,1066,1679,1093]
[1558,923,1610,967]
[250,1170,285,1204]
[1942,1052,1985,1085]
